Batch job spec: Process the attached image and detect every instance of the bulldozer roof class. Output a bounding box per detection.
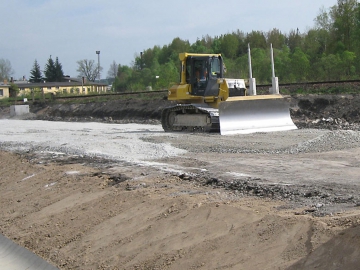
[179,52,222,61]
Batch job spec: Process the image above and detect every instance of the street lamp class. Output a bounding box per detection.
[96,51,100,82]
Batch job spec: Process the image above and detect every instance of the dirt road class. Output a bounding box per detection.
[1,118,360,269]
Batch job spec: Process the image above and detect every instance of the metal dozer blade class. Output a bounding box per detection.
[219,95,297,135]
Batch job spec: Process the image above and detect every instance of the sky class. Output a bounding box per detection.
[1,0,335,81]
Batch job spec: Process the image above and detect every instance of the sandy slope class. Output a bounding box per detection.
[1,144,360,269]
[1,94,360,269]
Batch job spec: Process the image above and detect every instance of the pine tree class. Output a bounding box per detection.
[44,56,56,82]
[55,57,64,81]
[29,59,42,83]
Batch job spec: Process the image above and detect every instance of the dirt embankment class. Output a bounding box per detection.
[1,150,360,270]
[2,94,360,131]
[1,94,360,270]
[290,94,360,130]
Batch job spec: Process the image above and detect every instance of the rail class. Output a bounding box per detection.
[59,79,360,99]
[9,79,360,104]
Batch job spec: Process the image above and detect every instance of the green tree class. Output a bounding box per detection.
[55,57,64,81]
[113,65,132,92]
[316,53,342,80]
[156,38,190,65]
[234,30,247,55]
[315,6,334,32]
[314,6,334,54]
[287,29,303,53]
[331,0,358,50]
[224,55,249,79]
[44,56,56,82]
[127,68,144,91]
[221,57,238,78]
[155,61,178,89]
[340,50,356,78]
[126,64,154,91]
[169,37,191,56]
[355,3,360,38]
[290,47,310,81]
[190,39,208,54]
[353,3,360,71]
[245,31,267,50]
[220,34,239,59]
[120,4,360,87]
[303,29,330,58]
[211,37,222,54]
[112,77,122,92]
[141,46,161,70]
[200,35,215,52]
[302,29,322,60]
[251,48,271,84]
[150,58,161,76]
[274,46,292,82]
[133,53,143,71]
[158,44,171,65]
[266,28,286,49]
[29,59,43,83]
[9,83,19,104]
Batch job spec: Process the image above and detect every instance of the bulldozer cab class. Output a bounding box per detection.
[185,55,223,97]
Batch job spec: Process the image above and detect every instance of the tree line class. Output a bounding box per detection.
[29,56,64,83]
[1,0,359,92]
[24,57,103,84]
[110,0,360,91]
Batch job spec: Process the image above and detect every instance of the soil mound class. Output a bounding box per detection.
[18,94,360,131]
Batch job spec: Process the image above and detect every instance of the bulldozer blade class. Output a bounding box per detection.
[219,96,297,135]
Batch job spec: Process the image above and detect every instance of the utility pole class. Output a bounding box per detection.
[96,51,100,82]
[247,43,256,96]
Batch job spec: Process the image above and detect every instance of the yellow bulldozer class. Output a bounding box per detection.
[161,52,297,135]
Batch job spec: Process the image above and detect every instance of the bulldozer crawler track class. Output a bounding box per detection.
[161,104,219,133]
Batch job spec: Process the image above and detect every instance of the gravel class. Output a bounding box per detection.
[142,129,360,154]
[0,120,187,163]
[2,119,360,216]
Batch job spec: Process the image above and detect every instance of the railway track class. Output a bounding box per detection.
[56,79,360,100]
[12,79,360,104]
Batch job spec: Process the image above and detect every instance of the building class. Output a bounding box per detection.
[0,77,109,100]
[15,77,108,97]
[0,81,10,99]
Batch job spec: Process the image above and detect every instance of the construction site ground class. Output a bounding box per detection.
[1,94,360,270]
